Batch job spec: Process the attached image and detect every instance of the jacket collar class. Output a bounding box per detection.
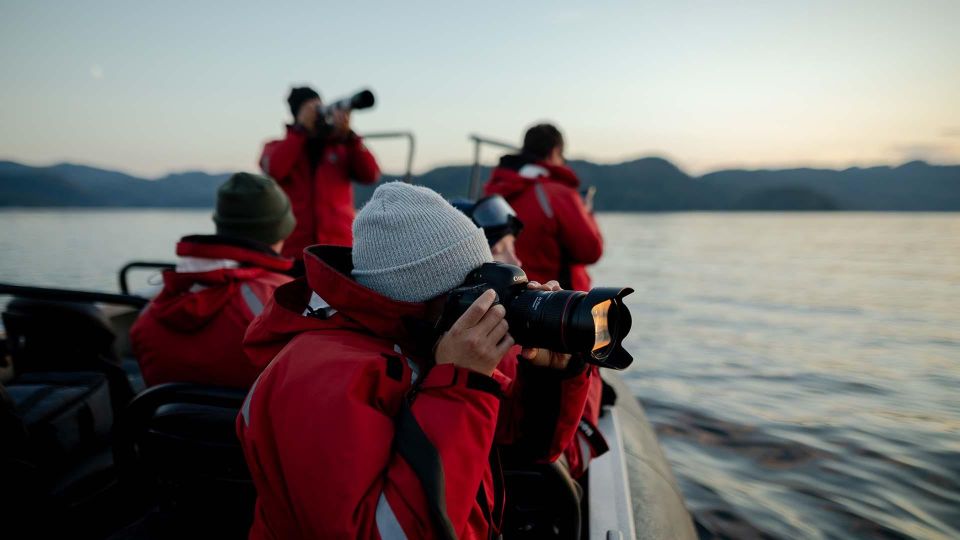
[489,153,581,195]
[538,162,580,188]
[150,234,291,332]
[176,235,293,273]
[303,245,431,345]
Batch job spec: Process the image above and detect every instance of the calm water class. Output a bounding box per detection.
[1,210,959,539]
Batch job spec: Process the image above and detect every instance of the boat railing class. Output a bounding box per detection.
[118,261,175,295]
[363,131,416,183]
[468,134,519,199]
[590,405,639,540]
[0,282,149,309]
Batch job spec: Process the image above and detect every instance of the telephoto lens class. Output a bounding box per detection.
[437,263,634,370]
[318,89,375,118]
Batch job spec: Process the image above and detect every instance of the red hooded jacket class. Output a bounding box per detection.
[485,156,608,478]
[260,126,381,258]
[485,156,603,292]
[237,245,592,539]
[130,235,294,389]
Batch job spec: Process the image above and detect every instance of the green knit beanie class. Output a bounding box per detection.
[213,172,296,245]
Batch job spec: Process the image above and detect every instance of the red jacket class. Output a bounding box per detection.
[485,156,603,292]
[486,156,608,478]
[130,235,293,389]
[237,245,592,539]
[260,126,381,258]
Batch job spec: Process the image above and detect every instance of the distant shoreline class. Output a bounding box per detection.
[3,158,959,211]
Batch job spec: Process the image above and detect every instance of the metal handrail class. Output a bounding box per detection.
[363,131,416,183]
[0,283,149,309]
[118,261,175,295]
[468,134,519,199]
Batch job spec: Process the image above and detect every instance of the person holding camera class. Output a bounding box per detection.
[484,123,603,292]
[237,182,593,539]
[454,194,610,480]
[259,86,381,259]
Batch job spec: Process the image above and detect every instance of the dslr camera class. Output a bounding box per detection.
[437,263,634,370]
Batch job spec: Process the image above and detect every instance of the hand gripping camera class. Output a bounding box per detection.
[437,263,634,370]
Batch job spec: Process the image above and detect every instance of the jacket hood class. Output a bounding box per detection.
[486,154,581,198]
[150,235,293,332]
[241,278,326,367]
[243,245,434,366]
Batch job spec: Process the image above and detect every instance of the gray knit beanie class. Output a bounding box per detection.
[352,182,493,303]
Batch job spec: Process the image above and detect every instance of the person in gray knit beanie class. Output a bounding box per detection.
[352,182,493,303]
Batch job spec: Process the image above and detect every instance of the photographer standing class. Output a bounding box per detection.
[454,194,609,481]
[260,86,381,259]
[484,123,602,292]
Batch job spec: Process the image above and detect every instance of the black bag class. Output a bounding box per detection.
[3,298,134,410]
[1,372,117,539]
[5,371,113,466]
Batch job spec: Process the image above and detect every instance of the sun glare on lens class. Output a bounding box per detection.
[591,300,612,352]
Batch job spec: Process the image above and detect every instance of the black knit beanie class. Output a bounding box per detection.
[287,86,320,118]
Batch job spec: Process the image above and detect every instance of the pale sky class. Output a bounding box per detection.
[1,0,958,178]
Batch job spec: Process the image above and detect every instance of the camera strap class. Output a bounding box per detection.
[394,401,458,540]
[305,136,326,172]
[577,418,609,459]
[474,448,505,539]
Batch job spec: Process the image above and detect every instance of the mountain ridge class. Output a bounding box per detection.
[2,158,958,211]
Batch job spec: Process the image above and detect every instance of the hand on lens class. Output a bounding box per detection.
[332,109,351,137]
[519,280,573,370]
[435,289,513,376]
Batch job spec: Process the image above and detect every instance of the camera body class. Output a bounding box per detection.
[438,263,529,334]
[438,263,634,370]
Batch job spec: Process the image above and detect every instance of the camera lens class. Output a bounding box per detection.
[506,287,634,369]
[506,290,583,350]
[350,89,375,110]
[438,263,635,370]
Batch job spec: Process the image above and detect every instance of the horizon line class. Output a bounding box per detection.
[1,155,956,182]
